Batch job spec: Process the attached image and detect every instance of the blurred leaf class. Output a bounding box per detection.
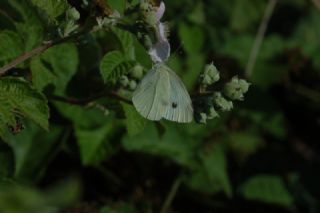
[30,0,68,19]
[183,54,205,89]
[54,103,108,129]
[239,175,294,207]
[75,122,117,166]
[178,23,205,55]
[0,30,24,66]
[100,203,138,213]
[31,43,79,94]
[108,0,126,15]
[228,131,264,161]
[122,103,147,136]
[122,123,197,168]
[6,123,62,181]
[0,143,14,179]
[100,50,135,83]
[231,0,266,31]
[186,143,232,197]
[0,77,49,138]
[187,2,205,24]
[292,9,320,71]
[0,178,80,213]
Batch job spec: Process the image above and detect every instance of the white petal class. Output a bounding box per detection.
[156,2,166,22]
[148,40,171,62]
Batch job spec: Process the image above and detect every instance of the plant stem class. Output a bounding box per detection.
[160,176,183,213]
[245,0,278,77]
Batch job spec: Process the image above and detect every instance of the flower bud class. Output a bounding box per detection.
[131,65,144,79]
[207,106,219,119]
[224,76,250,101]
[129,80,137,90]
[201,63,220,85]
[119,75,129,87]
[197,112,207,124]
[213,92,233,111]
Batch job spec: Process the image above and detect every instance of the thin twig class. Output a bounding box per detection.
[50,92,132,106]
[160,176,183,213]
[245,0,278,77]
[311,0,320,10]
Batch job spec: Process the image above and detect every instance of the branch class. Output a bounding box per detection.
[245,0,278,77]
[0,31,85,76]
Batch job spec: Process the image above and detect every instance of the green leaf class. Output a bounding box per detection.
[54,103,108,129]
[122,103,147,136]
[0,143,14,179]
[108,0,126,15]
[9,0,44,51]
[31,43,79,94]
[0,30,24,66]
[186,143,232,197]
[122,123,197,168]
[228,131,264,161]
[112,27,135,59]
[0,77,49,136]
[231,0,266,31]
[0,178,80,213]
[178,23,204,55]
[100,203,138,213]
[5,123,62,181]
[75,122,118,166]
[239,175,294,207]
[100,50,135,83]
[30,0,69,19]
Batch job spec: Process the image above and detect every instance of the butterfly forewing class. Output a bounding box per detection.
[132,66,171,121]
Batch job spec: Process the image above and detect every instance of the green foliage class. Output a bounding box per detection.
[0,78,49,139]
[122,103,148,136]
[186,143,232,197]
[0,0,318,212]
[31,43,79,94]
[0,178,80,213]
[0,30,24,66]
[75,122,117,166]
[100,51,135,83]
[239,175,294,207]
[30,0,68,20]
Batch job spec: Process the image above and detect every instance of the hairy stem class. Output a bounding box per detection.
[245,0,278,77]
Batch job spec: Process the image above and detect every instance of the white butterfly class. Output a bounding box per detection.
[132,1,193,123]
[132,63,193,123]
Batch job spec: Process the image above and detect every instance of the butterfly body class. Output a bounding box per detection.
[133,63,193,123]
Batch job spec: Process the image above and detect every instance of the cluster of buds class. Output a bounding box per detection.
[195,63,250,124]
[119,64,145,91]
[61,7,80,37]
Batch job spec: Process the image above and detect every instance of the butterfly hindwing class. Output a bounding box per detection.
[162,65,193,123]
